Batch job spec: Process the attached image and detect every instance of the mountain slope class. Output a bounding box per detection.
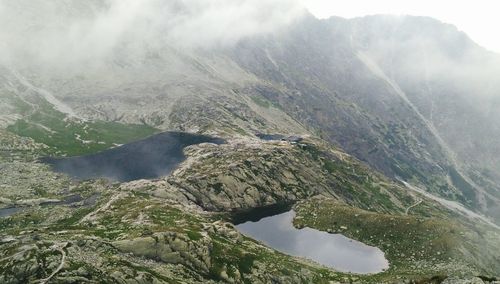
[1,130,498,283]
[0,2,499,282]
[227,14,500,222]
[1,7,498,220]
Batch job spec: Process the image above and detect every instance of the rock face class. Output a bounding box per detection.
[166,138,415,214]
[168,140,329,211]
[114,231,212,274]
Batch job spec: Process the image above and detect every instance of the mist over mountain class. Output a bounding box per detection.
[0,0,305,69]
[0,1,499,283]
[229,13,500,219]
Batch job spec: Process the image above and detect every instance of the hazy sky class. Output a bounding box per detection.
[2,0,499,70]
[303,0,500,53]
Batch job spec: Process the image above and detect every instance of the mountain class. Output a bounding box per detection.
[0,2,499,283]
[229,14,500,220]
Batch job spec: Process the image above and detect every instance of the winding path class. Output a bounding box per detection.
[405,199,422,215]
[39,242,67,284]
[401,180,499,229]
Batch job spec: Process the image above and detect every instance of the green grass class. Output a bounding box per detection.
[186,230,203,241]
[6,97,158,156]
[250,96,271,108]
[293,198,500,281]
[447,167,477,206]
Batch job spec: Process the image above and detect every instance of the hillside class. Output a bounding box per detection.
[0,2,499,283]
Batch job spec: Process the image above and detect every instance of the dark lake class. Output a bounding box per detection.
[235,210,389,274]
[0,193,99,218]
[0,207,24,217]
[41,132,224,182]
[255,133,285,141]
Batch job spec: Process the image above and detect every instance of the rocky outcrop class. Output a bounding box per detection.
[164,138,413,215]
[167,139,335,211]
[113,231,212,274]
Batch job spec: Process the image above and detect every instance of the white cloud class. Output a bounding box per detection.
[164,0,305,48]
[0,0,305,68]
[302,0,500,53]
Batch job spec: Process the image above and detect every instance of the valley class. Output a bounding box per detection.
[1,127,498,283]
[0,2,499,283]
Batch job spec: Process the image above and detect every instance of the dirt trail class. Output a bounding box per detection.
[39,242,68,284]
[401,180,498,229]
[405,199,422,215]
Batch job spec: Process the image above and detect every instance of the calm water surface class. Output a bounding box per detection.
[236,210,389,274]
[41,132,224,182]
[0,207,24,217]
[0,193,100,218]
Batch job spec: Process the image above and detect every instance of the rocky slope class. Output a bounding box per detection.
[0,1,499,283]
[2,6,498,222]
[228,15,500,221]
[1,130,499,283]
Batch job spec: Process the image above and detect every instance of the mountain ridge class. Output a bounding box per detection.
[0,4,499,282]
[2,11,499,222]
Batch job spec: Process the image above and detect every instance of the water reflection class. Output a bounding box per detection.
[41,132,224,182]
[236,210,389,274]
[0,193,100,218]
[0,207,24,217]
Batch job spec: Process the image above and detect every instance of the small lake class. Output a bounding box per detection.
[0,207,24,217]
[0,193,100,218]
[41,132,224,182]
[235,210,389,274]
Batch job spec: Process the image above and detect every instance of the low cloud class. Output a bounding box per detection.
[0,0,305,69]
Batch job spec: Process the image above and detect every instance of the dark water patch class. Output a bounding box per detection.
[231,203,293,225]
[40,194,100,207]
[41,132,225,182]
[235,210,389,274]
[62,194,84,204]
[82,193,100,207]
[0,193,100,218]
[256,133,303,143]
[256,133,285,141]
[39,194,83,206]
[0,206,24,217]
